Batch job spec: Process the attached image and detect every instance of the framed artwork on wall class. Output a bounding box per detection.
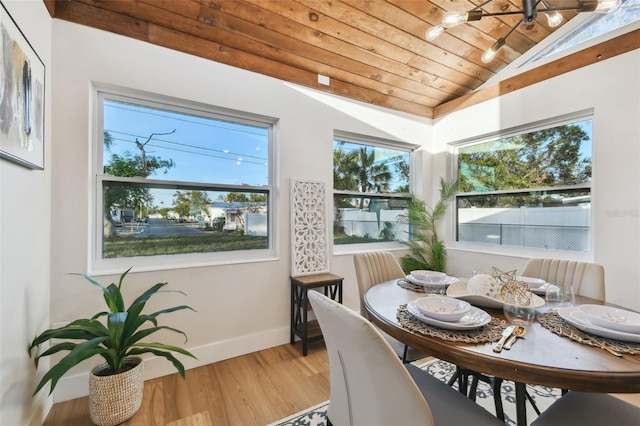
[290,179,330,277]
[0,1,45,170]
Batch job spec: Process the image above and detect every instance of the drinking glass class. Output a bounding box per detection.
[423,275,447,295]
[545,282,575,312]
[503,289,536,327]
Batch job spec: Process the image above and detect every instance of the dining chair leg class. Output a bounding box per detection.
[447,367,463,392]
[401,344,409,363]
[491,378,506,422]
[515,382,528,426]
[526,389,541,415]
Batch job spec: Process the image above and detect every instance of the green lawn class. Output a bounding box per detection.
[104,233,268,258]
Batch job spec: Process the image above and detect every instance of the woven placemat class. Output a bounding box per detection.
[537,311,640,355]
[397,279,429,292]
[397,304,507,343]
[396,278,452,294]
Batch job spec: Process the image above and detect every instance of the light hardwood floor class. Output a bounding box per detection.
[43,341,330,426]
[43,339,640,425]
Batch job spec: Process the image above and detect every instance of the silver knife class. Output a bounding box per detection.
[504,334,517,350]
[493,325,516,353]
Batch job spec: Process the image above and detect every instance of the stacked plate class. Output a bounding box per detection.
[405,270,458,292]
[406,295,491,330]
[517,276,549,295]
[557,304,640,343]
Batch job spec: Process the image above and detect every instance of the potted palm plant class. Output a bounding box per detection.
[398,178,458,273]
[28,268,197,426]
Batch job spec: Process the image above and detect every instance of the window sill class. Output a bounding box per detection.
[448,241,593,263]
[332,241,408,257]
[89,249,278,276]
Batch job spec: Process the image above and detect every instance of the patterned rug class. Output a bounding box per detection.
[267,358,561,426]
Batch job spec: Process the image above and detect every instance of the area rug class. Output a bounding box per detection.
[267,358,561,426]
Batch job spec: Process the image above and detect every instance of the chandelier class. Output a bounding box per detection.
[426,0,622,63]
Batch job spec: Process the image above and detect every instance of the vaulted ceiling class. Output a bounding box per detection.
[42,1,619,118]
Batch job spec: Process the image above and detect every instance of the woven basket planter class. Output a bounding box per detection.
[89,356,144,426]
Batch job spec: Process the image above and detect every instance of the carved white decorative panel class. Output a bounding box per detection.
[290,179,330,276]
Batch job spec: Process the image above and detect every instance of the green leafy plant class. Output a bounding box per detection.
[28,268,197,395]
[398,178,459,273]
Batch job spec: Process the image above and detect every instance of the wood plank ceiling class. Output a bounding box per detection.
[43,0,581,118]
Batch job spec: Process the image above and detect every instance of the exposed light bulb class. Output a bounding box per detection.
[442,11,469,28]
[426,25,445,41]
[481,47,498,64]
[545,11,563,27]
[481,39,506,64]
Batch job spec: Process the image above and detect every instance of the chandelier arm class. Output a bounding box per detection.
[502,18,525,42]
[477,5,580,19]
[472,0,495,11]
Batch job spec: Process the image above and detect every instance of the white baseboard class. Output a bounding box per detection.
[53,325,290,403]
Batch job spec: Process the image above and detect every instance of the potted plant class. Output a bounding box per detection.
[28,268,197,426]
[398,178,458,273]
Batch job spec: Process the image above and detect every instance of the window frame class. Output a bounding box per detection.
[449,111,594,258]
[332,130,419,254]
[91,85,278,274]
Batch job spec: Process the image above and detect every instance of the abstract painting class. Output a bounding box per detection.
[0,2,45,170]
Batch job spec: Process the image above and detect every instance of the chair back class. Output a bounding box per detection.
[308,291,435,426]
[353,251,405,318]
[521,258,605,301]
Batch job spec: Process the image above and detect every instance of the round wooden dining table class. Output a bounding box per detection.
[364,280,640,426]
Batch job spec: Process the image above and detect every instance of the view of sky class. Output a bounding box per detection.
[334,140,410,192]
[102,98,269,207]
[529,0,640,63]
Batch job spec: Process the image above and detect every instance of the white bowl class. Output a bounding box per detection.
[516,276,546,289]
[412,296,471,322]
[578,304,640,334]
[410,270,447,284]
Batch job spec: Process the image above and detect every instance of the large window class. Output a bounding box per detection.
[455,117,592,252]
[333,133,415,246]
[95,90,274,268]
[527,0,640,65]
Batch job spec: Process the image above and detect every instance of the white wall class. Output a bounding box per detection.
[434,50,640,311]
[0,1,52,425]
[11,6,639,418]
[49,20,431,402]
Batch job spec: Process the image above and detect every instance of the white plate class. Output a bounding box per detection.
[410,270,447,282]
[406,301,491,330]
[406,275,458,286]
[517,276,546,289]
[557,307,640,343]
[446,281,546,309]
[531,282,550,295]
[412,296,471,322]
[578,304,640,334]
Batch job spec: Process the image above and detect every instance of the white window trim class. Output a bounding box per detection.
[89,83,279,275]
[446,110,594,259]
[332,130,420,255]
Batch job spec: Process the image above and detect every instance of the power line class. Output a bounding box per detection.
[105,130,267,161]
[106,135,267,166]
[105,102,268,138]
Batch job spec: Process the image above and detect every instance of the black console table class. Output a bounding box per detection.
[290,273,343,355]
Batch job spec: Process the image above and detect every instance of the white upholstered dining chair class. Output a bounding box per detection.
[353,251,425,362]
[521,258,605,300]
[531,392,640,426]
[467,258,607,419]
[308,290,505,426]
